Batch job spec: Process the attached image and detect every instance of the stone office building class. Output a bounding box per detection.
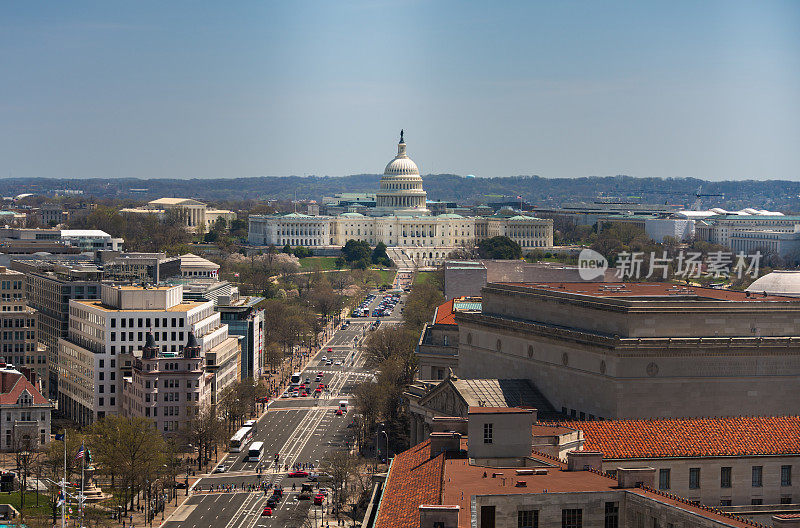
[455,282,800,419]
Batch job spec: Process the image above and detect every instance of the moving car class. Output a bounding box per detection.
[287,470,309,478]
[335,409,343,416]
[213,464,227,473]
[266,497,278,508]
[313,494,325,505]
[261,506,272,516]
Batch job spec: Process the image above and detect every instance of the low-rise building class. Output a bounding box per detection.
[58,284,240,426]
[0,363,51,451]
[11,259,102,398]
[121,332,211,434]
[0,267,47,394]
[456,281,800,419]
[551,417,800,508]
[416,297,480,381]
[372,407,782,528]
[120,198,235,233]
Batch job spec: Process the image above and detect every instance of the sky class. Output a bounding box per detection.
[1,1,799,181]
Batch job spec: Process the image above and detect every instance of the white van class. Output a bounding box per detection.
[338,400,348,413]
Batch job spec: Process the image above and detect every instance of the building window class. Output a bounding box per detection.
[721,467,732,488]
[562,509,582,528]
[751,499,763,505]
[518,510,538,528]
[483,423,493,444]
[782,466,792,486]
[480,506,495,528]
[604,502,618,528]
[781,497,792,505]
[689,467,701,489]
[720,499,732,507]
[659,469,670,490]
[752,466,763,487]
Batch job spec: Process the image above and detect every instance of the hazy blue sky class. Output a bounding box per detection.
[1,1,798,180]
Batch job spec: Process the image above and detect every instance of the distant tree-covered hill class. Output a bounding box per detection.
[1,175,798,212]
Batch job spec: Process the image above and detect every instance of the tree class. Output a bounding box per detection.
[282,243,292,254]
[87,416,166,514]
[477,235,522,260]
[12,429,39,510]
[322,451,356,521]
[264,342,283,373]
[342,240,372,268]
[371,242,392,267]
[402,281,445,332]
[362,326,418,383]
[293,246,313,258]
[180,405,225,472]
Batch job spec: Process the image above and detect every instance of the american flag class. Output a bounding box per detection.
[75,445,85,460]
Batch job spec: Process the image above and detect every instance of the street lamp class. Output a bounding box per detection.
[185,465,190,496]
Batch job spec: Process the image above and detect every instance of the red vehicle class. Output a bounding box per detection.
[313,494,325,505]
[301,391,308,397]
[288,470,309,478]
[327,347,332,352]
[335,409,343,416]
[317,383,325,389]
[314,387,322,394]
[261,506,272,516]
[299,384,305,390]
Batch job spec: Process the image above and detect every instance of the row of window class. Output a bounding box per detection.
[481,503,619,528]
[111,317,184,329]
[659,465,793,490]
[111,331,185,342]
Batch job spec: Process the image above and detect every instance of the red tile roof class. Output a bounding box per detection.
[374,440,444,528]
[380,442,756,528]
[496,282,796,302]
[0,371,48,405]
[553,416,800,458]
[432,299,456,325]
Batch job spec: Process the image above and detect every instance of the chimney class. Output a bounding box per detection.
[419,505,459,528]
[617,467,656,489]
[430,432,462,455]
[566,451,603,472]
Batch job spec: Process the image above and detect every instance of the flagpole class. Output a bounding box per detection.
[62,430,66,528]
[80,451,84,528]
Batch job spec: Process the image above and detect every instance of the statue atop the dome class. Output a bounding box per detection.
[400,129,404,144]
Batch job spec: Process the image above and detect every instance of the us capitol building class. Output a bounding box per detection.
[248,132,553,267]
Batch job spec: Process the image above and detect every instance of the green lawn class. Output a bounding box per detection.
[0,490,53,517]
[413,271,436,285]
[376,269,397,288]
[298,256,340,270]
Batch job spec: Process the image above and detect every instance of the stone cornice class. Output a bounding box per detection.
[481,283,800,314]
[456,312,800,354]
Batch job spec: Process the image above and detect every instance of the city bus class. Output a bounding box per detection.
[290,372,302,388]
[247,441,264,463]
[229,426,253,453]
[244,419,258,434]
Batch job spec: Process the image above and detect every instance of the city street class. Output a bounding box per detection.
[161,290,402,528]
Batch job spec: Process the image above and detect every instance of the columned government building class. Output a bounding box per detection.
[248,132,553,267]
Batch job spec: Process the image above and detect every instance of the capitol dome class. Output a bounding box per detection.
[384,141,420,176]
[746,271,800,297]
[374,130,428,215]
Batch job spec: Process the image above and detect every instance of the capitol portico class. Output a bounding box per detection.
[248,132,553,267]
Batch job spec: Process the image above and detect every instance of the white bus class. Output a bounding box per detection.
[247,441,264,462]
[229,426,253,452]
[243,419,257,434]
[290,371,302,388]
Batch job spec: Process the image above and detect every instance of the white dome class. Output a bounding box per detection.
[384,156,420,176]
[746,271,800,297]
[384,137,420,176]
